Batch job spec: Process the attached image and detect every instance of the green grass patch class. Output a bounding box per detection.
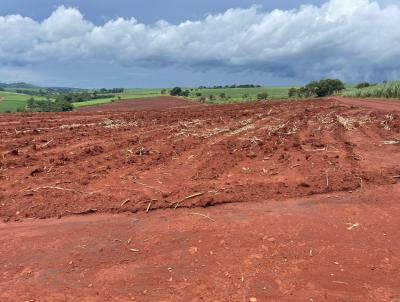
[0,91,46,112]
[72,89,163,108]
[187,86,295,103]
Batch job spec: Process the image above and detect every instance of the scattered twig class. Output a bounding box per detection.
[346,222,360,230]
[54,180,73,185]
[172,192,204,209]
[357,176,363,189]
[65,208,97,215]
[382,139,400,145]
[133,181,163,193]
[188,212,215,222]
[394,175,400,179]
[121,199,131,207]
[146,201,152,213]
[325,171,329,188]
[24,186,91,194]
[39,139,54,148]
[129,248,140,252]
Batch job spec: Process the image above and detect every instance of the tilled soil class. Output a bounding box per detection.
[1,96,399,220]
[1,96,400,301]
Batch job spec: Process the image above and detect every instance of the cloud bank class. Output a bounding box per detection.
[1,0,400,81]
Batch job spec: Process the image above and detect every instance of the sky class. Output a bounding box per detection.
[0,0,399,88]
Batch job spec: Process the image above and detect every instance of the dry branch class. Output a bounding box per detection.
[121,199,131,207]
[146,201,152,213]
[172,192,204,209]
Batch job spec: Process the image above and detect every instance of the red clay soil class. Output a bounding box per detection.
[334,96,400,112]
[1,96,400,301]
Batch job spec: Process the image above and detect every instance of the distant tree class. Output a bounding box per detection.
[27,98,38,109]
[170,87,182,96]
[160,89,167,94]
[208,94,215,100]
[181,90,190,97]
[257,92,269,100]
[356,82,371,89]
[54,100,73,112]
[219,93,226,99]
[195,92,202,97]
[301,79,345,97]
[0,87,4,91]
[288,88,298,98]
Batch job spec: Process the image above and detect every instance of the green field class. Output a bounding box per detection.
[0,87,295,112]
[72,88,163,107]
[187,86,294,103]
[342,81,400,99]
[0,91,46,112]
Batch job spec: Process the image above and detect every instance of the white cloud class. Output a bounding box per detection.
[0,0,400,81]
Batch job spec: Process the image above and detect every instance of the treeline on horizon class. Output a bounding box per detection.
[12,88,125,112]
[197,84,262,89]
[3,79,400,113]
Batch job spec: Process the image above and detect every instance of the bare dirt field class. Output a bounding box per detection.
[1,96,400,301]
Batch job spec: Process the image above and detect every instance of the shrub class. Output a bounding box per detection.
[26,99,73,112]
[304,79,345,97]
[181,90,190,97]
[257,92,269,100]
[170,87,182,96]
[288,88,298,98]
[356,82,371,89]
